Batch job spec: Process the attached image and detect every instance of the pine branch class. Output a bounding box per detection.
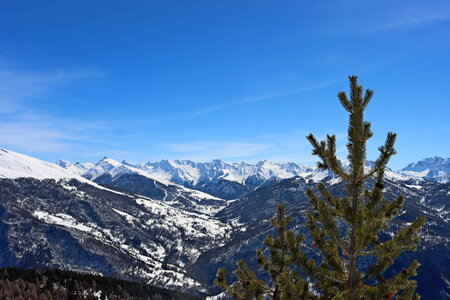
[306,134,349,181]
[363,132,397,181]
[366,217,426,279]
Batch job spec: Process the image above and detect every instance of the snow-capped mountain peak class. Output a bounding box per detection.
[83,157,167,183]
[55,159,94,175]
[139,159,315,187]
[54,159,73,168]
[400,156,450,183]
[402,156,449,171]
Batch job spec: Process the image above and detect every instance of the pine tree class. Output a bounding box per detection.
[215,205,314,300]
[215,75,426,300]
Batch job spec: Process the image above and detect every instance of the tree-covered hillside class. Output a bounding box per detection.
[0,267,200,300]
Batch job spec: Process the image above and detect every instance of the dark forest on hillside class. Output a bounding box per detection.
[0,267,199,300]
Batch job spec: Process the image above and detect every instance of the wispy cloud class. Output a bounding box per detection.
[189,79,339,118]
[158,130,348,163]
[367,4,450,33]
[0,68,106,114]
[162,141,271,161]
[0,121,70,152]
[0,65,345,163]
[115,78,340,128]
[0,67,109,154]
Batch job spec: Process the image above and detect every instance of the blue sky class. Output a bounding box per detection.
[0,0,449,169]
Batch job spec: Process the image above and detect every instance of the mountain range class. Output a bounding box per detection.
[1,147,449,299]
[56,156,449,200]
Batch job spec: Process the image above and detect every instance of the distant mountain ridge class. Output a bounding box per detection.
[54,159,95,175]
[55,156,449,199]
[401,156,450,183]
[57,158,327,199]
[127,159,314,186]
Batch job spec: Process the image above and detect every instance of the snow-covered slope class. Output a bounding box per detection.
[0,177,232,293]
[60,157,226,215]
[0,147,225,215]
[0,148,85,180]
[400,156,450,183]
